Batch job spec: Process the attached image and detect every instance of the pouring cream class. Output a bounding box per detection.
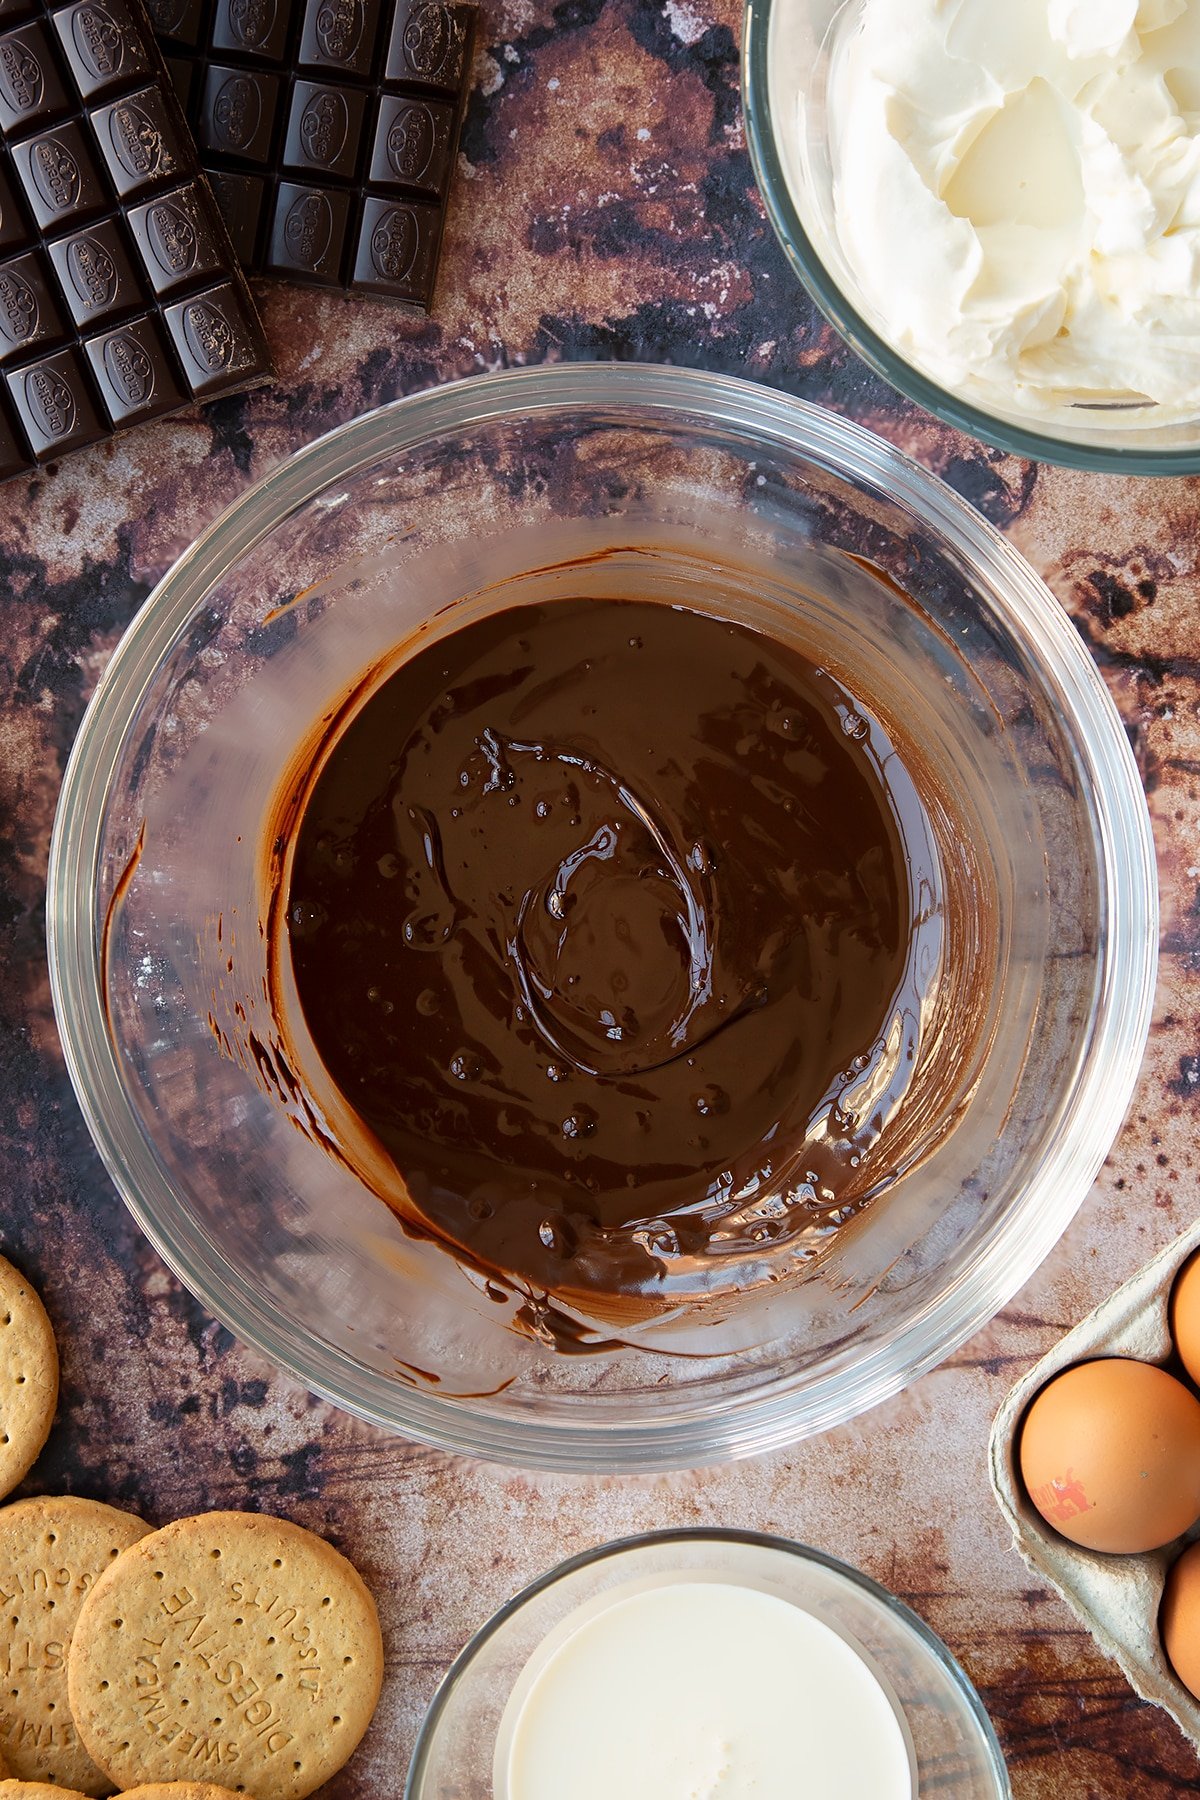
[495,1579,916,1799]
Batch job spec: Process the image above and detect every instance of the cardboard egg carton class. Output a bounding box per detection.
[989,1219,1200,1747]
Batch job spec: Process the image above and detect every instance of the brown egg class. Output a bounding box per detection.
[1019,1357,1200,1554]
[1163,1540,1200,1699]
[1170,1249,1200,1389]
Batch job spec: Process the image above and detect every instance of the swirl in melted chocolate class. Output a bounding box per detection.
[282,595,939,1325]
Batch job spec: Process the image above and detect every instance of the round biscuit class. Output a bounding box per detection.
[118,1789,248,1799]
[0,1260,58,1501]
[0,1497,151,1794]
[0,1782,90,1796]
[67,1512,382,1800]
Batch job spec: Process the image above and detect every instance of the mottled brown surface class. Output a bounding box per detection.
[1,0,1199,1794]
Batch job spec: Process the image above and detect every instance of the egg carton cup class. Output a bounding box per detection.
[990,1218,1200,1747]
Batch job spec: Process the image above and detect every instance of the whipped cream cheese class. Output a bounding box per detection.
[826,0,1200,421]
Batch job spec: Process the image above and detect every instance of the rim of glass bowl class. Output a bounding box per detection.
[405,1527,1012,1797]
[46,363,1158,1473]
[741,0,1200,476]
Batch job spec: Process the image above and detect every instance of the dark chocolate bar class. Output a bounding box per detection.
[148,0,476,309]
[0,0,271,480]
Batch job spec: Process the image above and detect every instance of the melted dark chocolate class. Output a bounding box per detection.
[284,596,927,1308]
[282,590,928,1310]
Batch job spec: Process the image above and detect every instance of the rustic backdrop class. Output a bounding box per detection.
[3,0,1199,1792]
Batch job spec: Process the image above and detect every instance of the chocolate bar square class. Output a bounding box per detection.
[164,276,266,394]
[14,121,106,228]
[0,22,71,131]
[143,0,204,46]
[383,0,469,95]
[0,250,65,358]
[297,0,384,79]
[128,178,229,294]
[8,342,105,457]
[283,78,365,179]
[352,193,439,302]
[54,1,156,100]
[210,0,288,61]
[85,309,183,421]
[369,90,451,195]
[49,218,142,324]
[198,60,279,162]
[92,82,193,194]
[265,177,349,281]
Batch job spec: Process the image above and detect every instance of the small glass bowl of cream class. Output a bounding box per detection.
[744,0,1200,472]
[406,1529,1010,1799]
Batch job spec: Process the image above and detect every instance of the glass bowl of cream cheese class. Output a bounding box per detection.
[744,0,1200,471]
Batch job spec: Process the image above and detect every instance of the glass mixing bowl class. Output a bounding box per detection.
[407,1530,1010,1798]
[47,363,1157,1472]
[743,0,1200,474]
